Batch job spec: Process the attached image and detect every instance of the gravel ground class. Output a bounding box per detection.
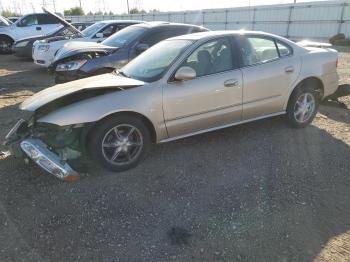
[0,53,349,262]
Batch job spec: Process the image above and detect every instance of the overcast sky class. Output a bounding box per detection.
[0,0,334,14]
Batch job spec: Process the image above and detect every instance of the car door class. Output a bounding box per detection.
[15,14,42,38]
[37,14,60,34]
[163,37,243,138]
[236,35,300,120]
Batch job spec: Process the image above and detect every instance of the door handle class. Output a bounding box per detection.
[285,66,294,73]
[36,26,42,31]
[224,79,239,87]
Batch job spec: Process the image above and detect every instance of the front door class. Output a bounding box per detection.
[163,37,243,138]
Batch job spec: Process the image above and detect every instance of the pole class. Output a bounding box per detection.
[127,0,129,14]
[79,0,82,8]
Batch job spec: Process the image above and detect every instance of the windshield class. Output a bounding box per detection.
[121,39,193,82]
[102,26,146,48]
[82,22,105,37]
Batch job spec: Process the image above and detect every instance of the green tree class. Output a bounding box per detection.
[1,10,21,17]
[64,7,85,16]
[129,8,146,14]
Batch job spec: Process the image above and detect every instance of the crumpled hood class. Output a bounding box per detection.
[54,41,118,62]
[20,73,144,112]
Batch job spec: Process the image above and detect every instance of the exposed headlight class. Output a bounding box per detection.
[37,44,50,52]
[15,41,29,47]
[56,60,87,71]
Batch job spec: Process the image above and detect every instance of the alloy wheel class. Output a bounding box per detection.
[101,124,143,165]
[293,93,316,123]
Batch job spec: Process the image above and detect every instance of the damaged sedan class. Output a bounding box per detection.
[4,31,339,181]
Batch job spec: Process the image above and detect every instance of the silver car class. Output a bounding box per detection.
[5,31,339,180]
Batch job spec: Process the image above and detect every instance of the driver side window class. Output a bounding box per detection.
[20,15,39,27]
[96,25,114,38]
[182,37,234,78]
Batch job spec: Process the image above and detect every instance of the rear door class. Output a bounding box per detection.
[37,14,61,33]
[236,35,300,120]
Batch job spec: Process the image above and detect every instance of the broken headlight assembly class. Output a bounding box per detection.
[56,60,87,71]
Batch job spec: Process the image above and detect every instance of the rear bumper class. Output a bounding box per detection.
[20,139,79,180]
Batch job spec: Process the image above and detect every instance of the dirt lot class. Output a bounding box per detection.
[0,53,349,262]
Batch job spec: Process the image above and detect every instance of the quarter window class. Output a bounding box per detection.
[276,41,291,57]
[182,37,234,77]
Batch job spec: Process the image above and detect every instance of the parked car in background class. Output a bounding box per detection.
[33,10,142,67]
[4,30,339,180]
[71,22,94,31]
[8,17,20,23]
[0,10,63,54]
[52,22,208,83]
[13,22,92,58]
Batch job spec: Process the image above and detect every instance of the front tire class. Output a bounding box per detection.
[88,115,151,172]
[286,85,319,128]
[0,36,14,54]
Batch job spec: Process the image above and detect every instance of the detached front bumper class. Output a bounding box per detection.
[20,139,79,181]
[4,119,80,181]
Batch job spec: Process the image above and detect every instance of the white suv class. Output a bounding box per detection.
[0,11,63,54]
[33,19,141,68]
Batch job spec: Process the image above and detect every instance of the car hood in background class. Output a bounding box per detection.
[43,7,83,37]
[20,73,144,111]
[54,41,118,62]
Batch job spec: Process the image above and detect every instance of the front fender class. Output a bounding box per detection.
[36,84,168,142]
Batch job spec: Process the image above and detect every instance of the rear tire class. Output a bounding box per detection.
[286,85,319,128]
[0,36,14,54]
[88,115,151,172]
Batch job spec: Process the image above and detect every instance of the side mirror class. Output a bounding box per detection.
[95,32,104,38]
[135,43,149,54]
[174,66,196,81]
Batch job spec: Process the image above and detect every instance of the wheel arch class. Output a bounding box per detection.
[0,34,15,42]
[285,76,324,110]
[86,110,158,144]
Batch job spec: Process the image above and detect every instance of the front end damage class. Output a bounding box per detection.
[4,117,85,181]
[3,73,145,180]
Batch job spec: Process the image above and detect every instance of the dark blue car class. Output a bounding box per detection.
[52,22,208,83]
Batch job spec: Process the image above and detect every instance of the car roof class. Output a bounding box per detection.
[169,30,296,44]
[95,20,144,24]
[136,21,206,29]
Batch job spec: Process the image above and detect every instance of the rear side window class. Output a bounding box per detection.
[139,27,201,47]
[238,36,293,67]
[38,14,59,25]
[241,37,279,66]
[139,30,173,46]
